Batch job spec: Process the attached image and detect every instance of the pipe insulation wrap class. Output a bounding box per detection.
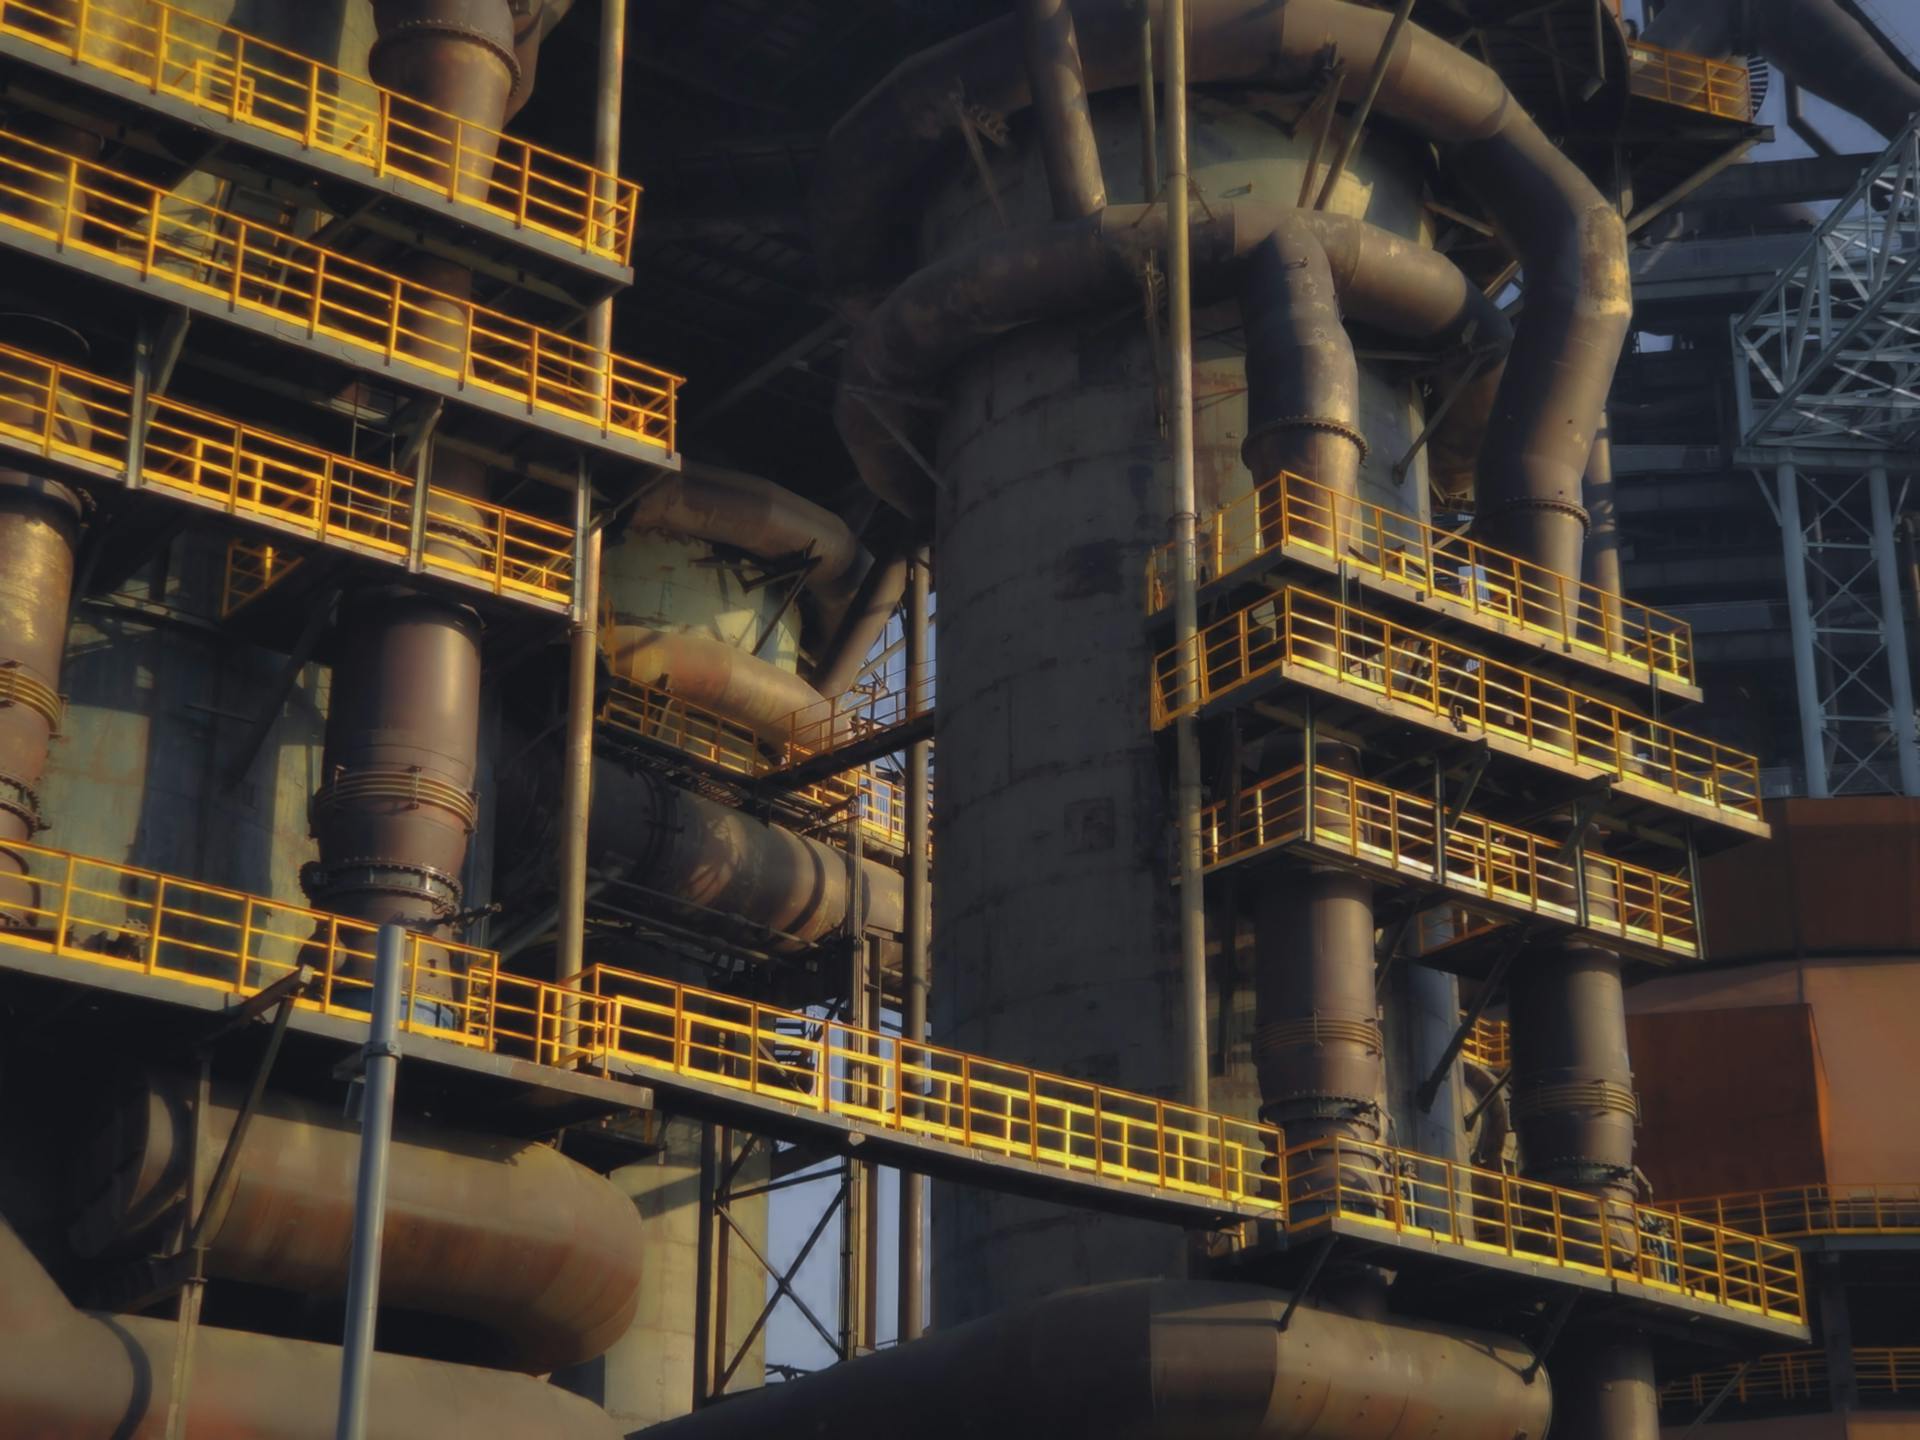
[639,1279,1552,1439]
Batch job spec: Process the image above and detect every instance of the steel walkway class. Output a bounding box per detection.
[0,340,576,616]
[0,836,1807,1338]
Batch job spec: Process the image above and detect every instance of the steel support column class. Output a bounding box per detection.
[898,548,931,1343]
[1868,466,1920,793]
[1777,463,1832,796]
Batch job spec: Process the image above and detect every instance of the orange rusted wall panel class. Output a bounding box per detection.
[1800,964,1920,1182]
[1702,798,1920,960]
[1629,1004,1829,1199]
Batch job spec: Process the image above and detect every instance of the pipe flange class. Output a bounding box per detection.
[0,769,45,832]
[300,856,463,917]
[1510,1078,1639,1121]
[1478,494,1591,529]
[1243,415,1371,463]
[371,9,523,86]
[1261,1092,1382,1123]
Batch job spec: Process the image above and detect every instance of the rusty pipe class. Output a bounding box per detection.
[0,1216,621,1440]
[639,1279,1550,1439]
[838,202,1507,522]
[592,763,906,948]
[816,0,1623,566]
[370,0,521,200]
[68,1074,643,1374]
[603,624,828,744]
[1020,0,1108,220]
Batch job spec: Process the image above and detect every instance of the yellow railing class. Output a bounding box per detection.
[1672,1183,1920,1239]
[220,538,299,615]
[0,836,1806,1312]
[1460,1015,1510,1070]
[1629,42,1752,122]
[0,835,492,1047]
[1147,470,1696,687]
[0,340,575,610]
[1199,762,1699,959]
[1285,1136,1805,1323]
[0,0,640,261]
[596,678,921,855]
[1661,1349,1920,1411]
[1152,586,1763,823]
[779,660,937,761]
[0,128,678,453]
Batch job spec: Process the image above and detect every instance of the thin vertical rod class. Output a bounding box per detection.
[1137,4,1158,200]
[1868,466,1920,793]
[334,925,404,1440]
[1776,464,1831,797]
[1164,0,1208,1114]
[898,548,931,1343]
[555,0,625,988]
[1312,0,1416,211]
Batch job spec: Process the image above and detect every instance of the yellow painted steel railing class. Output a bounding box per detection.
[0,341,575,610]
[0,129,679,453]
[1152,586,1763,823]
[1629,42,1753,122]
[1672,1184,1920,1239]
[0,835,1808,1310]
[779,660,937,760]
[1198,763,1699,959]
[0,836,492,1048]
[1147,470,1696,687]
[1284,1136,1805,1323]
[1460,1015,1510,1070]
[220,538,300,616]
[0,0,640,261]
[596,678,922,855]
[1661,1349,1920,1411]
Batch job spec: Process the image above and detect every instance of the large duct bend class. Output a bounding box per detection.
[629,465,863,605]
[818,0,1624,571]
[0,1219,621,1440]
[604,625,827,744]
[68,1075,644,1374]
[639,1279,1551,1439]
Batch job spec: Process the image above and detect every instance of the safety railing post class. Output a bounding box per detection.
[373,90,391,178]
[145,876,166,974]
[71,0,89,60]
[54,852,76,951]
[151,5,168,92]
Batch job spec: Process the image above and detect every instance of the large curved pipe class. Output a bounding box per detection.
[593,763,905,948]
[1644,0,1920,141]
[68,1075,643,1373]
[0,1217,620,1440]
[811,549,911,699]
[817,0,1626,569]
[603,624,827,744]
[629,464,863,605]
[1020,0,1108,220]
[639,1279,1551,1439]
[839,203,1509,521]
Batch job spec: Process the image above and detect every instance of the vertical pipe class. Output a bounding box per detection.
[1777,464,1831,797]
[1584,410,1624,647]
[1867,466,1920,794]
[556,0,624,985]
[1019,0,1106,220]
[1137,6,1158,201]
[1164,0,1208,1115]
[897,548,930,1344]
[335,925,404,1440]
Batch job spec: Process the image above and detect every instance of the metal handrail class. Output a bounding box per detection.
[1283,1135,1806,1322]
[1460,1016,1510,1070]
[778,660,938,761]
[0,340,575,611]
[0,0,640,260]
[1627,41,1753,122]
[1145,470,1696,687]
[0,835,1806,1316]
[1671,1183,1920,1239]
[1660,1348,1920,1410]
[0,127,679,453]
[1198,762,1700,959]
[1151,586,1763,823]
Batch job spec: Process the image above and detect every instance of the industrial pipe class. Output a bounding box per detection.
[898,548,931,1344]
[629,464,863,608]
[68,1073,646,1374]
[639,1279,1552,1439]
[1644,0,1920,141]
[592,763,906,948]
[602,624,827,744]
[1583,409,1624,644]
[0,1217,622,1440]
[838,202,1508,521]
[811,549,910,699]
[816,0,1626,576]
[1020,0,1108,220]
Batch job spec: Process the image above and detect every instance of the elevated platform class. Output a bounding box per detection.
[1148,471,1701,701]
[0,836,1808,1345]
[0,0,635,289]
[0,126,680,466]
